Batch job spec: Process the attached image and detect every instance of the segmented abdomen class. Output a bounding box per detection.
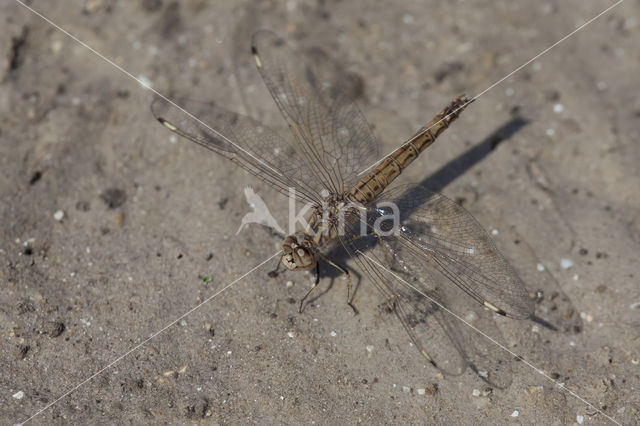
[348,96,471,204]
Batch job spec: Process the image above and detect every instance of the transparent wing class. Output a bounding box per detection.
[360,184,534,320]
[339,234,513,387]
[334,183,534,379]
[251,30,379,195]
[151,97,322,204]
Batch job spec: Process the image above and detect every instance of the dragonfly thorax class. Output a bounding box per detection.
[305,196,355,246]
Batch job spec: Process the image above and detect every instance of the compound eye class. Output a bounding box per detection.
[296,247,314,268]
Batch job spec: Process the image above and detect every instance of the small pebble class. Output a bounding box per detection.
[287,331,294,338]
[53,210,64,221]
[365,345,374,353]
[546,128,555,137]
[402,386,410,393]
[491,229,499,236]
[560,258,574,269]
[12,391,24,400]
[553,103,564,113]
[417,388,425,395]
[402,14,414,25]
[425,384,438,395]
[579,312,593,322]
[472,389,481,397]
[511,410,519,417]
[330,331,337,337]
[536,263,545,272]
[457,42,472,53]
[576,414,584,424]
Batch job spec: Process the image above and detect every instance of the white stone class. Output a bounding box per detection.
[560,258,574,269]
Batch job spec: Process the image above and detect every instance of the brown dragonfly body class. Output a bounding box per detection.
[153,30,532,384]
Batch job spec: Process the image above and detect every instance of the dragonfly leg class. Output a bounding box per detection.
[316,253,359,315]
[267,254,283,278]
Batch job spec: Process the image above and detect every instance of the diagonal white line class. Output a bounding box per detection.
[19,251,282,425]
[357,0,625,176]
[12,0,283,179]
[357,250,622,426]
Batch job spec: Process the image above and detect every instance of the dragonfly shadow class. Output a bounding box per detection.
[419,115,528,194]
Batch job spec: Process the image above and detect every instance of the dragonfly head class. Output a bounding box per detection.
[282,235,315,270]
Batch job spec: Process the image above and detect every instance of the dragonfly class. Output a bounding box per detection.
[152,30,534,386]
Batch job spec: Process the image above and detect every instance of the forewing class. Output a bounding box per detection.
[151,96,322,204]
[251,30,379,194]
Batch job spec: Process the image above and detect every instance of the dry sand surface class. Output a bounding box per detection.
[1,0,639,424]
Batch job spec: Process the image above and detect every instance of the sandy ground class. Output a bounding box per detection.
[1,0,639,424]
